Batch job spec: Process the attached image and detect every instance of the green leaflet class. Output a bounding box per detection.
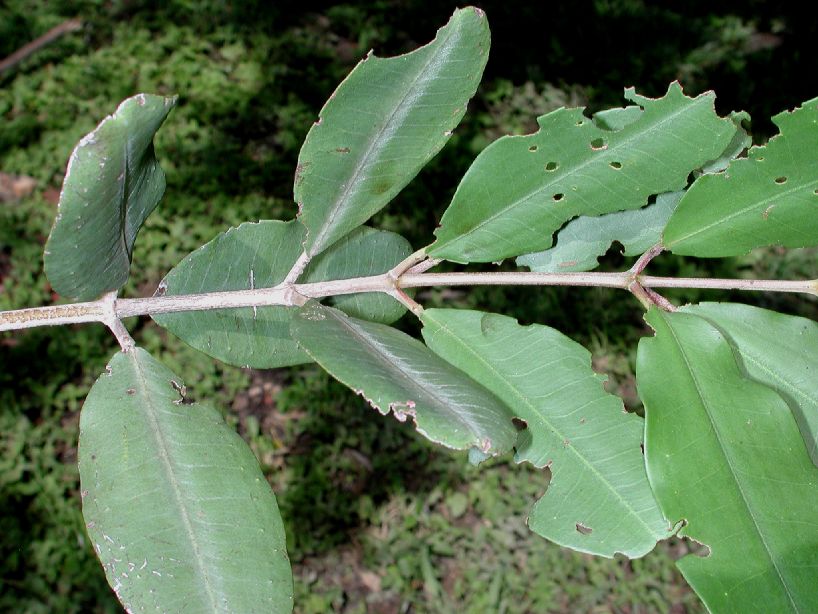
[664,98,818,256]
[637,309,818,613]
[44,94,176,300]
[421,309,669,557]
[153,222,411,369]
[517,110,748,272]
[517,191,682,272]
[295,7,489,258]
[682,302,818,466]
[290,303,517,455]
[429,82,735,263]
[79,348,293,613]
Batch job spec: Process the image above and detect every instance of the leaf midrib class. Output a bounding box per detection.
[666,173,818,248]
[663,316,800,612]
[129,351,220,612]
[306,18,461,257]
[323,308,494,445]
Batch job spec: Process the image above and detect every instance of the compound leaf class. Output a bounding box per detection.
[421,309,669,557]
[291,303,517,455]
[517,191,682,272]
[429,82,735,263]
[44,94,177,300]
[637,309,818,613]
[153,222,411,369]
[664,98,818,256]
[79,348,293,613]
[296,7,489,258]
[683,302,818,466]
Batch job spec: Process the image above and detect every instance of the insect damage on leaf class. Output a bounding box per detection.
[429,82,736,263]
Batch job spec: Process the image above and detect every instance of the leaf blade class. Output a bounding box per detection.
[295,7,490,257]
[682,302,818,466]
[664,98,818,256]
[290,303,517,454]
[517,191,682,272]
[44,94,177,300]
[421,309,669,557]
[429,82,734,263]
[637,309,818,613]
[79,348,293,613]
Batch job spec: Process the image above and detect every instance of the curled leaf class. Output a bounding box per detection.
[44,94,176,300]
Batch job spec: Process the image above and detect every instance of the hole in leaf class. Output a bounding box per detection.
[553,193,564,202]
[528,145,538,152]
[576,523,593,535]
[545,161,558,171]
[814,189,818,195]
[576,120,584,126]
[686,536,712,558]
[775,176,787,184]
[610,161,622,169]
[512,417,528,431]
[590,137,606,150]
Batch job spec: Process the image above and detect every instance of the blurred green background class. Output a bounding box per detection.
[1,1,816,612]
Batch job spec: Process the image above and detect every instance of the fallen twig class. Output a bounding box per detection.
[0,18,83,75]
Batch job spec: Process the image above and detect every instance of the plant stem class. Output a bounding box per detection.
[640,276,818,295]
[0,271,815,333]
[397,271,631,289]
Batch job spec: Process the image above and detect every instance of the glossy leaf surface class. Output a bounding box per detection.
[295,7,489,258]
[518,191,681,272]
[637,309,818,613]
[291,303,517,455]
[79,348,293,613]
[44,94,176,300]
[422,309,669,557]
[683,302,818,466]
[153,222,410,369]
[429,82,734,263]
[664,98,818,256]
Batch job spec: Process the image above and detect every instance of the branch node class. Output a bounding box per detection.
[101,292,135,351]
[283,286,309,307]
[387,248,428,284]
